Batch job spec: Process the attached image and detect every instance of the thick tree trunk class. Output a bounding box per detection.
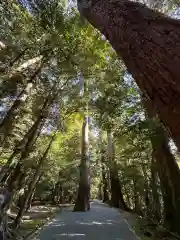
[79,0,180,149]
[145,98,180,233]
[107,131,128,211]
[74,116,90,212]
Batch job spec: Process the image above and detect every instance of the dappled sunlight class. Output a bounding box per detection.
[59,233,86,237]
[50,222,66,227]
[0,41,6,49]
[14,55,43,72]
[76,220,113,226]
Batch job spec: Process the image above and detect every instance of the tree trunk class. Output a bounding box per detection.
[133,177,141,214]
[100,149,109,203]
[141,159,150,217]
[0,63,43,146]
[6,114,45,190]
[145,98,180,233]
[74,116,90,212]
[107,131,128,211]
[101,163,109,203]
[150,156,161,221]
[0,94,52,184]
[13,132,55,229]
[25,187,36,212]
[79,0,180,149]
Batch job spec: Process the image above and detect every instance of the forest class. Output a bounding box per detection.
[1,0,180,239]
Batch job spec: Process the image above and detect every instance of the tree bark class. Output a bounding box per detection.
[144,98,180,233]
[107,131,128,211]
[79,0,180,149]
[74,116,90,212]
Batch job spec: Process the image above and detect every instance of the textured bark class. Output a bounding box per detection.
[78,0,180,149]
[107,131,128,211]
[74,116,90,212]
[144,98,180,233]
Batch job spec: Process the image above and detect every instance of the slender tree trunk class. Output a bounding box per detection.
[79,0,180,149]
[0,149,20,183]
[7,114,45,190]
[0,94,52,184]
[0,63,43,146]
[74,116,90,212]
[101,164,109,203]
[133,177,141,214]
[141,159,150,217]
[25,187,35,212]
[144,98,180,233]
[150,156,161,221]
[13,132,55,229]
[100,149,109,203]
[107,131,128,211]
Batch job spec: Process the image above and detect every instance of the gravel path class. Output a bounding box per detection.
[33,201,139,240]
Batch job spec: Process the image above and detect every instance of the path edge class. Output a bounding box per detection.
[22,208,61,240]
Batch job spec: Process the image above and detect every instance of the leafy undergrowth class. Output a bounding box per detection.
[121,211,180,240]
[10,205,60,239]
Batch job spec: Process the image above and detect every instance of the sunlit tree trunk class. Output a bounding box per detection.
[107,131,128,210]
[79,0,180,149]
[74,116,90,211]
